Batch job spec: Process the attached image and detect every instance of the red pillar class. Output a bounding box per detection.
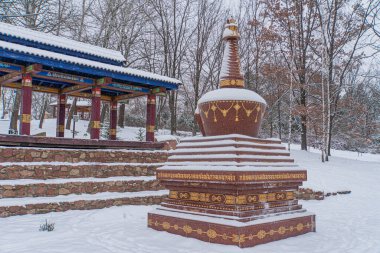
[109,98,117,140]
[56,94,66,137]
[90,85,101,139]
[20,74,32,135]
[146,94,156,142]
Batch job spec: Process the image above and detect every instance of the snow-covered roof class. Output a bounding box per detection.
[0,40,181,85]
[198,88,267,105]
[0,22,125,63]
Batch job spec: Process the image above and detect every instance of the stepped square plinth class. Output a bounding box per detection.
[148,18,315,248]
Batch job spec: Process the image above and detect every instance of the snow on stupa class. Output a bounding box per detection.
[195,18,267,137]
[148,18,315,248]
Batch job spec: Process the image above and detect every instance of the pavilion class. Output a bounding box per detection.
[0,22,181,142]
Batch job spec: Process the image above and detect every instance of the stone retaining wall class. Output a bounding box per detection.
[0,148,169,163]
[0,195,167,217]
[0,179,164,198]
[0,164,159,180]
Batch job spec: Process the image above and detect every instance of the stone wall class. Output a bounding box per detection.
[0,148,169,163]
[0,164,159,180]
[0,179,164,198]
[0,195,167,217]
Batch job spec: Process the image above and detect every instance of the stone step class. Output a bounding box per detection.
[180,134,282,145]
[170,148,290,156]
[167,154,294,163]
[178,141,286,150]
[0,176,164,198]
[0,190,168,217]
[0,162,163,180]
[0,147,169,163]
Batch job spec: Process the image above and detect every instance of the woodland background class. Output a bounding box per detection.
[0,0,379,158]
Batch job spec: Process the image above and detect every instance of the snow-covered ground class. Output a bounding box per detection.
[0,118,191,141]
[0,150,379,253]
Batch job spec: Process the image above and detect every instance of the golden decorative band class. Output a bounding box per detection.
[146,125,155,132]
[165,200,293,211]
[200,100,265,123]
[219,79,244,87]
[22,79,32,87]
[147,98,156,105]
[158,172,235,181]
[148,218,314,243]
[157,172,306,182]
[91,121,100,129]
[21,114,31,123]
[92,89,101,97]
[109,129,116,135]
[58,125,65,132]
[169,191,294,205]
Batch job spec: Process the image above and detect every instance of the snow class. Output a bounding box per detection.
[155,135,179,142]
[181,133,276,142]
[219,40,231,78]
[170,146,290,154]
[0,40,181,85]
[197,88,267,105]
[162,161,297,167]
[151,207,312,226]
[0,118,176,142]
[168,154,293,160]
[0,176,156,186]
[0,22,125,62]
[0,151,380,252]
[158,165,300,171]
[49,99,91,107]
[0,190,168,207]
[290,144,380,163]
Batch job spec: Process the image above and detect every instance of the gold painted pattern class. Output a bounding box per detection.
[57,125,65,132]
[169,191,294,205]
[157,172,236,182]
[148,218,314,243]
[91,121,100,129]
[165,199,295,211]
[109,129,116,135]
[146,125,155,132]
[21,114,31,123]
[199,100,265,123]
[157,172,306,182]
[219,79,244,87]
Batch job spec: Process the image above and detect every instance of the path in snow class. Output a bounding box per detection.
[0,150,379,253]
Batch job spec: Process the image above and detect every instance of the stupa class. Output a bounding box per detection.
[148,18,315,248]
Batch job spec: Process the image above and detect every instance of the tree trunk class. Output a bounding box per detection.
[118,103,125,128]
[100,103,109,123]
[9,90,21,133]
[169,90,177,135]
[38,95,49,129]
[66,98,77,130]
[300,87,307,150]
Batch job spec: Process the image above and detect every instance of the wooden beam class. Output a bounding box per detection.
[0,61,24,73]
[2,82,21,89]
[96,77,112,85]
[2,82,59,94]
[61,84,92,95]
[32,85,59,94]
[151,87,167,96]
[114,93,145,102]
[33,69,95,86]
[25,64,42,74]
[0,72,22,85]
[70,92,112,101]
[105,82,150,94]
